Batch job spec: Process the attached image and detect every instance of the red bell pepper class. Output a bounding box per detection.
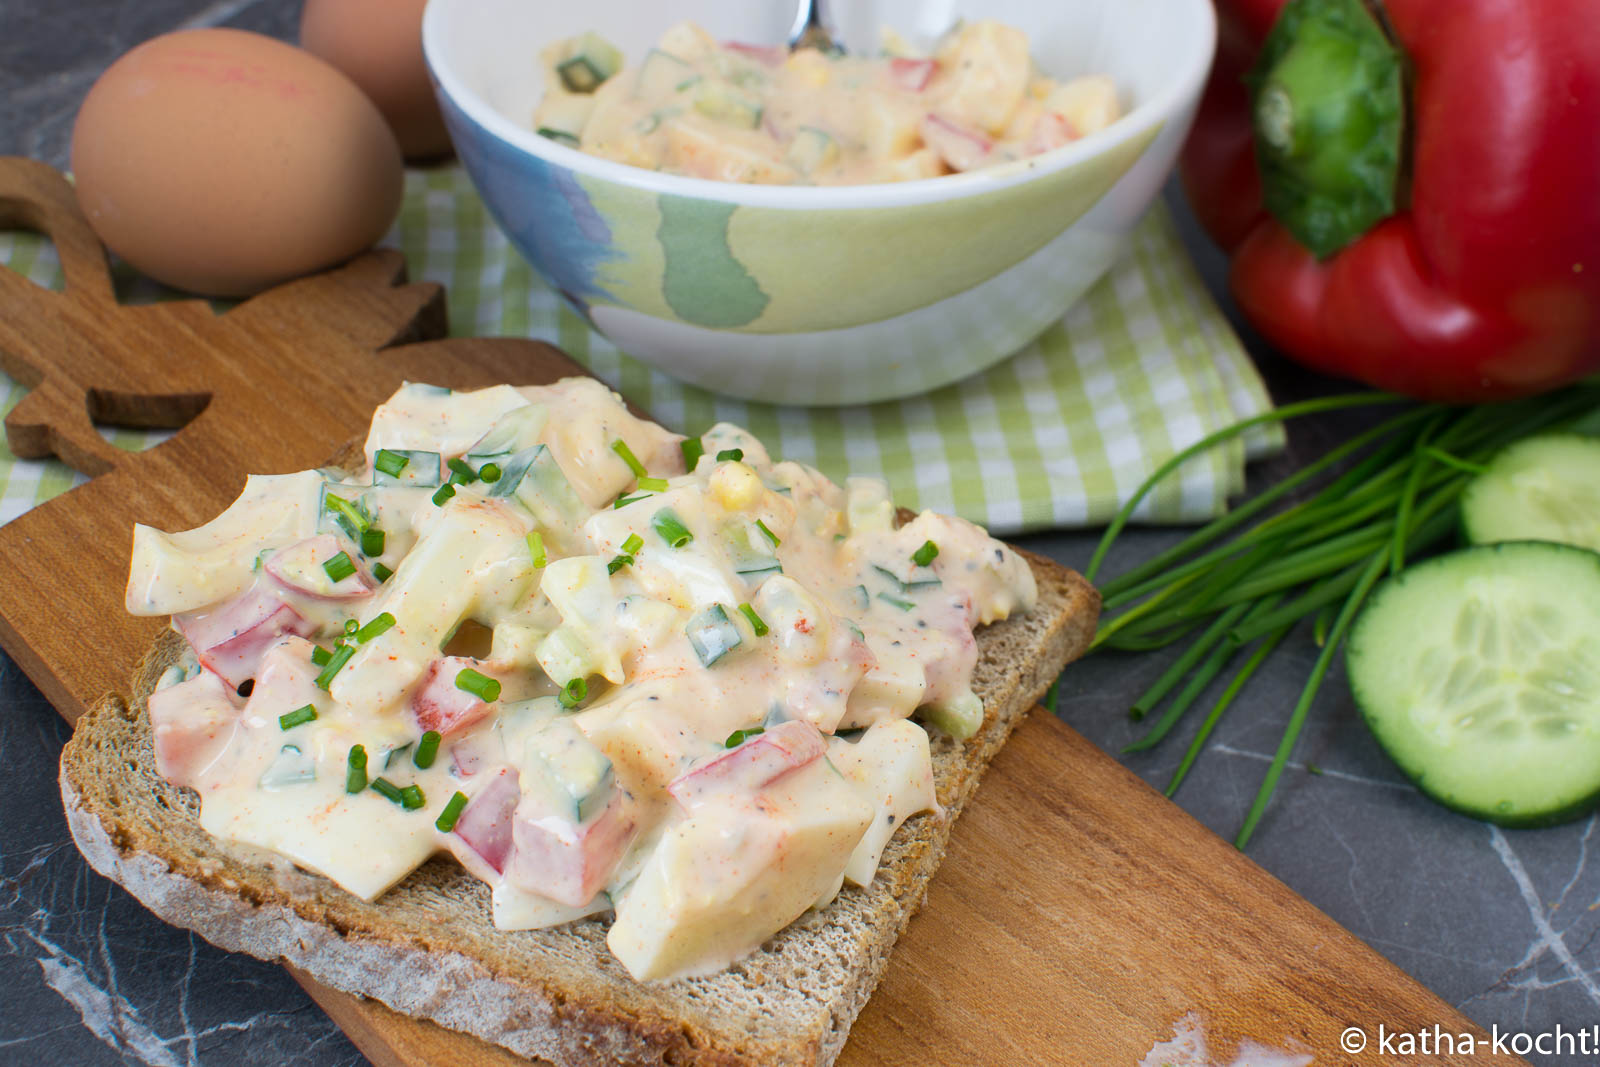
[1182,0,1600,402]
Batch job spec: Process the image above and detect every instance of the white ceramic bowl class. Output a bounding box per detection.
[423,0,1215,405]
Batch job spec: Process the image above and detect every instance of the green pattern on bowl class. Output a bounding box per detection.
[582,122,1156,333]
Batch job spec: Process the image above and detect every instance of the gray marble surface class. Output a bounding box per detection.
[3,2,1598,1064]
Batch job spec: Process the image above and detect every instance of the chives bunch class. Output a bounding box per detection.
[1083,383,1600,849]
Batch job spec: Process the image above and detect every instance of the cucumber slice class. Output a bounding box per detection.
[1347,541,1600,827]
[1460,434,1600,553]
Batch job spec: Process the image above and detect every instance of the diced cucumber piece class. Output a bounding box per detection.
[785,126,839,175]
[538,127,581,147]
[636,48,695,98]
[692,81,762,128]
[687,604,741,667]
[1348,541,1600,827]
[556,33,623,93]
[1460,434,1600,554]
[527,718,615,822]
[920,690,984,740]
[372,449,441,488]
[725,520,782,578]
[467,404,550,461]
[259,744,317,790]
[488,444,586,537]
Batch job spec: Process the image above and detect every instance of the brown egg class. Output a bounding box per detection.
[71,28,403,298]
[300,0,452,161]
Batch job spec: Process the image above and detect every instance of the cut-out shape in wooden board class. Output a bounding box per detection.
[0,157,1524,1066]
[0,157,582,719]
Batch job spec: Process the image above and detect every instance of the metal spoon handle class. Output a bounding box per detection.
[787,0,841,53]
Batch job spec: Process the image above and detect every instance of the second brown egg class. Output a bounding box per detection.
[301,0,452,161]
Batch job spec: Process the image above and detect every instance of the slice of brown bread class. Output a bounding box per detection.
[60,522,1097,1065]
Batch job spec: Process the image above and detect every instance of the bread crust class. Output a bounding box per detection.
[60,540,1097,1065]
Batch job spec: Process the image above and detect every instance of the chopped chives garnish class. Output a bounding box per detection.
[527,530,547,568]
[400,784,426,810]
[755,519,781,548]
[455,667,502,703]
[278,704,317,730]
[912,540,940,567]
[322,551,357,583]
[607,554,633,575]
[637,476,669,492]
[717,448,744,462]
[737,602,769,636]
[346,745,368,793]
[621,532,644,555]
[356,611,396,643]
[374,449,410,478]
[372,562,394,582]
[613,493,647,509]
[725,727,764,747]
[611,438,648,478]
[681,438,705,469]
[314,643,356,689]
[383,742,413,769]
[878,592,915,612]
[559,677,587,708]
[324,494,370,536]
[652,509,693,548]
[479,462,502,483]
[361,527,386,557]
[447,457,479,485]
[436,790,469,832]
[370,777,404,805]
[311,645,332,666]
[414,730,441,769]
[344,619,360,637]
[432,483,456,506]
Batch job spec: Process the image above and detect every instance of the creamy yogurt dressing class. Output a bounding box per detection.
[533,20,1122,185]
[129,377,1035,980]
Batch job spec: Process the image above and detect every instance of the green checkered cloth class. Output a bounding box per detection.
[0,166,1280,534]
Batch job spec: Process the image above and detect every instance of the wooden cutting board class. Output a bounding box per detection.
[0,157,1523,1067]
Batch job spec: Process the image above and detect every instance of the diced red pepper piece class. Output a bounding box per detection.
[1026,111,1077,154]
[724,41,785,66]
[668,720,827,808]
[174,587,314,690]
[920,113,992,172]
[243,637,322,721]
[450,734,495,778]
[411,656,495,735]
[889,57,937,92]
[508,790,637,907]
[920,594,979,709]
[265,534,376,601]
[449,766,520,876]
[147,670,239,789]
